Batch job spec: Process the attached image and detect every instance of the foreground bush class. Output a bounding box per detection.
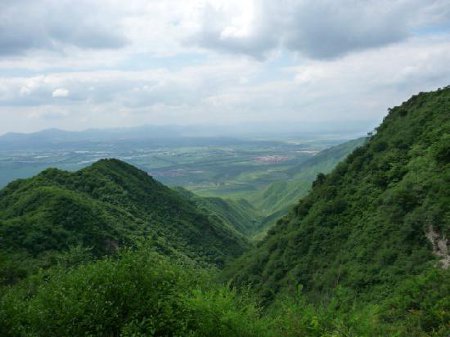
[0,247,270,337]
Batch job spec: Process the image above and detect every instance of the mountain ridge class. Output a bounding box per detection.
[0,159,249,283]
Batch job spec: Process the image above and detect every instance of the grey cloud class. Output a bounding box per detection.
[192,1,280,59]
[0,0,127,56]
[283,1,408,59]
[192,0,450,59]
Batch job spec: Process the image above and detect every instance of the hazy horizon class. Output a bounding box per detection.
[0,118,377,140]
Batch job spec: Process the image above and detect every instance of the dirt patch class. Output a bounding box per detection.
[425,225,450,269]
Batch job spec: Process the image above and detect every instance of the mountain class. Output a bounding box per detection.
[0,126,187,147]
[227,87,450,300]
[252,138,367,215]
[175,187,262,236]
[0,159,249,284]
[250,137,366,231]
[0,133,262,154]
[0,122,370,149]
[0,126,265,151]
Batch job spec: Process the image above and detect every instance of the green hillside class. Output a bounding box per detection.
[251,138,366,228]
[175,187,262,236]
[256,138,366,214]
[173,137,364,240]
[180,138,365,238]
[0,159,248,283]
[228,87,450,301]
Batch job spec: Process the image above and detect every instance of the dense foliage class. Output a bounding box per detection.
[1,245,448,337]
[0,246,270,337]
[227,88,450,303]
[175,187,262,236]
[253,137,366,217]
[250,138,366,235]
[0,159,249,283]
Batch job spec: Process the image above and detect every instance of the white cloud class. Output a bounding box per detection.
[52,88,69,98]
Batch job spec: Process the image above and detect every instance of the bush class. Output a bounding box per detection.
[0,246,270,337]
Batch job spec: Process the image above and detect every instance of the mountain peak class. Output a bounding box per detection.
[0,159,249,272]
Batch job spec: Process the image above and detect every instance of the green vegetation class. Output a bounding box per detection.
[252,138,366,215]
[1,245,448,337]
[0,159,248,284]
[248,138,366,233]
[0,246,270,337]
[0,133,362,234]
[175,187,262,236]
[175,138,365,236]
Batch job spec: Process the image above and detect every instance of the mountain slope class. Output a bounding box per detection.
[252,138,366,217]
[175,187,262,236]
[228,87,450,300]
[243,137,366,238]
[0,159,249,283]
[174,138,365,239]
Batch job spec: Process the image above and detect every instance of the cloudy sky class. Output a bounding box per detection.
[0,0,450,135]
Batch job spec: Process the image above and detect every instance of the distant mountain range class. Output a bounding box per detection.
[0,121,373,149]
[0,126,255,150]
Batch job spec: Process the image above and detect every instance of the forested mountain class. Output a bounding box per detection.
[0,159,248,283]
[228,88,450,303]
[251,137,366,233]
[174,187,262,236]
[254,137,366,214]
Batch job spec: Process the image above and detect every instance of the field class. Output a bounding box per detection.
[0,137,345,194]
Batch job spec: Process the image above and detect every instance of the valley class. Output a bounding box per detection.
[0,132,364,234]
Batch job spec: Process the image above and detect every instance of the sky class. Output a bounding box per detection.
[0,0,450,135]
